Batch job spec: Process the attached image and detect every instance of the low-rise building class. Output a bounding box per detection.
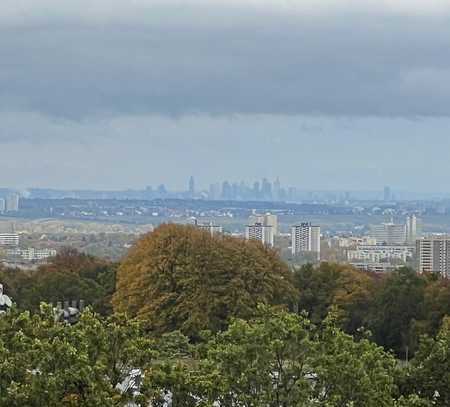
[6,248,57,262]
[333,236,377,248]
[347,245,414,263]
[351,262,398,273]
[0,233,19,246]
[191,218,223,236]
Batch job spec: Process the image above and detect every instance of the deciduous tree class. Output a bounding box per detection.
[113,224,297,337]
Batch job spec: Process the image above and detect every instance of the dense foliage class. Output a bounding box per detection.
[398,316,450,406]
[0,306,154,406]
[0,248,116,315]
[293,264,450,359]
[1,305,443,406]
[113,224,297,336]
[293,262,375,333]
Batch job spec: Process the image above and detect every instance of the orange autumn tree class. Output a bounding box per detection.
[113,224,297,337]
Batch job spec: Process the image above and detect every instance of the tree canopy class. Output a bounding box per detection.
[294,263,450,359]
[293,262,375,334]
[397,317,450,407]
[0,305,436,406]
[0,248,116,315]
[113,224,297,337]
[367,267,427,358]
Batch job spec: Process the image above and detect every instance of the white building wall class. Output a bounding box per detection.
[291,223,321,260]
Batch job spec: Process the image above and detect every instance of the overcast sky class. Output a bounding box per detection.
[1,0,450,191]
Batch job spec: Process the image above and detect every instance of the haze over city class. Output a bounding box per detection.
[1,0,450,191]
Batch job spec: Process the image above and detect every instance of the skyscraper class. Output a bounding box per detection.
[261,178,272,201]
[383,186,392,202]
[252,181,260,200]
[5,194,19,212]
[221,181,232,200]
[291,223,321,260]
[273,177,281,201]
[208,183,220,200]
[157,184,167,197]
[188,176,195,198]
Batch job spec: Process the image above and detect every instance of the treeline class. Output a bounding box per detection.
[0,224,449,405]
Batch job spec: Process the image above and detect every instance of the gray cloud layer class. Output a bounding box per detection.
[1,1,450,190]
[1,2,450,119]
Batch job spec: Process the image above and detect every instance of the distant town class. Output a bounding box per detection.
[2,179,450,277]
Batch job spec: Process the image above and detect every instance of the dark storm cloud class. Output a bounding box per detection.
[1,2,450,120]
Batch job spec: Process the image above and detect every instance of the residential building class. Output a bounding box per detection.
[351,262,398,273]
[6,248,57,262]
[291,223,321,259]
[347,245,414,263]
[417,236,450,277]
[190,218,223,236]
[333,236,377,248]
[0,233,19,246]
[245,223,274,247]
[197,222,223,236]
[369,222,406,245]
[249,213,278,236]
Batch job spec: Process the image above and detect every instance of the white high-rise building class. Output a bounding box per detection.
[417,236,450,277]
[406,215,418,244]
[0,199,5,213]
[245,223,274,247]
[291,223,321,259]
[249,213,278,236]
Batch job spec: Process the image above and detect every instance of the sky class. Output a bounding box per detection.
[1,0,450,192]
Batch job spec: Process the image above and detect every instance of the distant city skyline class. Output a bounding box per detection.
[3,181,450,203]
